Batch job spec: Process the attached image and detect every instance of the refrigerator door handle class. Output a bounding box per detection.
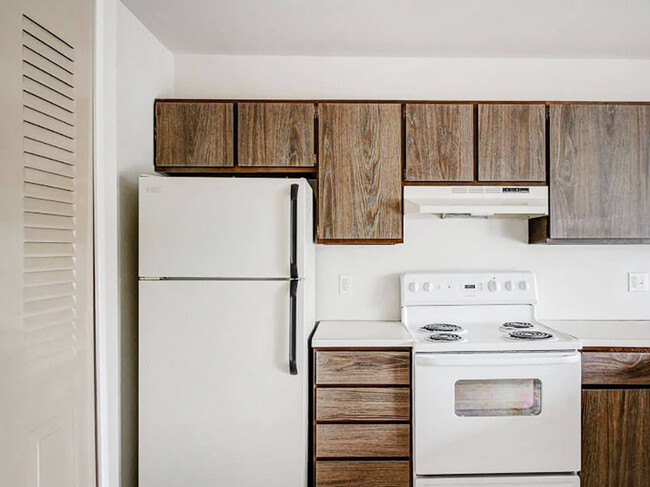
[290,184,298,279]
[289,279,298,375]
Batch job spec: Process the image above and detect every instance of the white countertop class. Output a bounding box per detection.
[313,319,650,349]
[312,321,413,348]
[543,320,650,348]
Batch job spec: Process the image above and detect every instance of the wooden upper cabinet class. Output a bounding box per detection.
[549,104,650,240]
[318,103,402,243]
[238,102,315,167]
[155,102,234,167]
[478,104,546,182]
[405,104,474,182]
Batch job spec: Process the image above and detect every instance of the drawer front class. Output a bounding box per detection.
[315,461,410,487]
[316,351,410,385]
[316,387,410,422]
[582,352,650,386]
[316,424,410,458]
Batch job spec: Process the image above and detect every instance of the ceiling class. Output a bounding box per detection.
[121,0,650,59]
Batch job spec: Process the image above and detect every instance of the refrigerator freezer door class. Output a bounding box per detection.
[139,279,308,487]
[139,176,312,278]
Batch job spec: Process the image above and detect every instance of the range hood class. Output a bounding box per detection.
[404,185,548,218]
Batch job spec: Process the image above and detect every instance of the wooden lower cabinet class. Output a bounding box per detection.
[313,348,412,486]
[316,461,410,487]
[316,424,410,458]
[581,388,650,486]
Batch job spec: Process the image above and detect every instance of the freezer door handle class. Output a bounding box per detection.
[290,184,299,279]
[289,279,298,375]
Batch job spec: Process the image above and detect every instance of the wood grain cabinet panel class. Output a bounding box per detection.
[405,103,474,181]
[478,104,546,182]
[316,351,410,385]
[550,104,650,239]
[316,424,410,458]
[582,352,650,386]
[315,461,410,487]
[316,387,410,422]
[581,389,650,487]
[318,103,402,243]
[155,102,234,167]
[238,102,315,167]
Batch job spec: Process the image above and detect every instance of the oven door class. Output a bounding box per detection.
[414,351,581,476]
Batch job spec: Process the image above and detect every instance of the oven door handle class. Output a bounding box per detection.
[415,352,580,368]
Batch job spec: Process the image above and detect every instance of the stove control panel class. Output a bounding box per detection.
[401,272,538,306]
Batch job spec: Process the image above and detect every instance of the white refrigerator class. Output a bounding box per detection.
[138,176,315,487]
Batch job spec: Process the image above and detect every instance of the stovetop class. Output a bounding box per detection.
[401,272,581,352]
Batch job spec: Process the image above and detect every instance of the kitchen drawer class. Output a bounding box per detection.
[316,424,410,458]
[315,351,410,385]
[316,387,410,422]
[582,352,650,386]
[315,460,410,487]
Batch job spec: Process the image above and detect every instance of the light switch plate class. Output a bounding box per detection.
[628,272,649,292]
[339,274,351,294]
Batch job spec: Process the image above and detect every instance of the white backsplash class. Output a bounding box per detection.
[316,215,650,321]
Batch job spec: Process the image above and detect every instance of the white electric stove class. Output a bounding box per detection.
[402,272,581,487]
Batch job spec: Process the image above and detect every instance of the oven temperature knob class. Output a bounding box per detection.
[409,282,420,292]
[519,280,530,291]
[487,279,499,292]
[423,282,433,292]
[504,280,514,291]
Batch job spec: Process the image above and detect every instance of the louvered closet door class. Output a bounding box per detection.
[0,1,95,486]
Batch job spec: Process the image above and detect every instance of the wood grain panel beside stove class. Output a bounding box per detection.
[316,387,410,422]
[315,461,410,487]
[582,352,650,386]
[155,101,234,167]
[316,424,410,458]
[315,351,410,385]
[581,389,650,487]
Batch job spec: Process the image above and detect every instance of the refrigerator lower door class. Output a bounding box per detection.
[415,475,580,486]
[139,279,308,487]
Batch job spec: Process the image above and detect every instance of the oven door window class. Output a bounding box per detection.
[454,379,541,417]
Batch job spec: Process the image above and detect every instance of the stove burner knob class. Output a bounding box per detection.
[519,280,530,291]
[409,282,420,292]
[487,279,499,292]
[505,280,514,291]
[423,281,433,292]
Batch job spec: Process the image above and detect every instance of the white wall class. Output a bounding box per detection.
[174,54,650,321]
[116,4,173,487]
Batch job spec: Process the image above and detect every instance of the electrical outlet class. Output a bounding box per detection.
[339,274,351,294]
[628,272,649,292]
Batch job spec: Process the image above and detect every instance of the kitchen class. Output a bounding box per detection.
[1,1,649,487]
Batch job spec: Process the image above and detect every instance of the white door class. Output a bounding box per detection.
[139,176,313,279]
[0,1,95,486]
[414,352,581,476]
[139,279,308,487]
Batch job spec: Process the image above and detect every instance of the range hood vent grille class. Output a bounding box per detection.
[404,186,548,219]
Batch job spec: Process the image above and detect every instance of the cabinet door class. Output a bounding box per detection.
[318,104,402,242]
[155,102,234,167]
[238,102,315,167]
[405,104,474,182]
[581,389,650,486]
[478,104,546,181]
[550,104,650,239]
